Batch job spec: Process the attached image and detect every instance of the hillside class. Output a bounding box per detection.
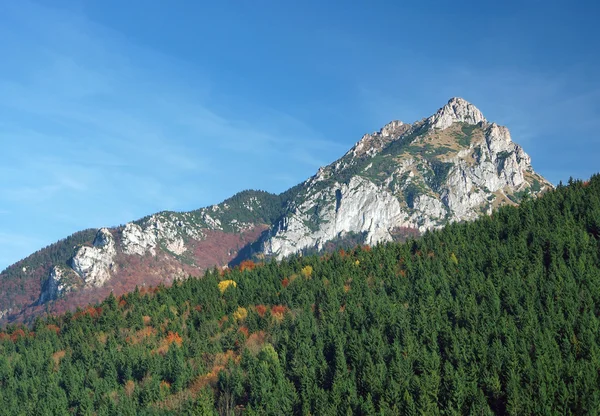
[0,98,552,324]
[0,175,598,414]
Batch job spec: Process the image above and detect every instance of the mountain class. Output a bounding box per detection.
[0,176,598,414]
[0,98,552,324]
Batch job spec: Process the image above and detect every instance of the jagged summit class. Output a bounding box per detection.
[345,119,411,159]
[0,97,552,324]
[427,97,487,130]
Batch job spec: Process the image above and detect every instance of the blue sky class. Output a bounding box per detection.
[1,0,598,270]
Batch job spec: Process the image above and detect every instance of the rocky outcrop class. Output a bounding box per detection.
[70,228,117,287]
[262,97,552,259]
[346,120,410,159]
[427,97,487,130]
[0,97,553,323]
[37,266,71,304]
[122,222,157,256]
[264,176,408,257]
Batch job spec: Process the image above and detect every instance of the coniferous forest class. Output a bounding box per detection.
[1,176,600,415]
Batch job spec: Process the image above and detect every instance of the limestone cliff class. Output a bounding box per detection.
[0,97,552,323]
[262,98,551,258]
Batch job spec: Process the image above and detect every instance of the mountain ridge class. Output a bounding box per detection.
[0,97,552,324]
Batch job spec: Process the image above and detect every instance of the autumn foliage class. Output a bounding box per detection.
[255,304,267,317]
[218,279,237,294]
[239,260,256,272]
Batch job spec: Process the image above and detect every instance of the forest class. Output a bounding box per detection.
[1,175,600,415]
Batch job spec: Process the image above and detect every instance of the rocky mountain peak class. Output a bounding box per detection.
[346,119,411,159]
[380,120,406,137]
[427,97,487,130]
[0,97,553,325]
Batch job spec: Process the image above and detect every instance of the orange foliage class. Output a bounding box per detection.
[74,306,103,320]
[118,298,127,308]
[194,305,203,312]
[218,315,229,327]
[124,380,135,397]
[153,331,183,355]
[343,284,351,293]
[281,278,290,288]
[52,350,66,371]
[126,326,157,345]
[46,324,61,334]
[339,249,346,258]
[255,304,267,317]
[142,315,152,325]
[239,260,256,271]
[362,245,371,252]
[165,331,183,347]
[270,305,287,322]
[238,326,249,338]
[160,380,171,392]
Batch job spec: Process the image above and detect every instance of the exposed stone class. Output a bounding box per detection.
[71,228,117,287]
[122,222,157,256]
[264,176,409,258]
[428,97,487,130]
[37,266,71,304]
[262,97,552,258]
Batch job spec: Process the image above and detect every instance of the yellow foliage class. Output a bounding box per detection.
[233,307,248,322]
[301,265,313,279]
[218,280,237,294]
[355,260,360,266]
[450,253,458,265]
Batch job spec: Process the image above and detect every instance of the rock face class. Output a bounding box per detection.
[262,97,551,258]
[264,176,407,258]
[37,266,72,304]
[70,228,117,287]
[0,97,553,322]
[428,97,487,130]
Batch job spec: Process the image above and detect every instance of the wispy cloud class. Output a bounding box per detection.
[0,0,350,269]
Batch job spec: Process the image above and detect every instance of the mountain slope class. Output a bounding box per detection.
[0,176,598,414]
[0,98,551,323]
[262,98,550,258]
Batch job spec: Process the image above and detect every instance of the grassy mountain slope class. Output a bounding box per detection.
[1,175,599,414]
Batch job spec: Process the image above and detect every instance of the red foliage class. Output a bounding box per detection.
[194,305,203,312]
[271,305,287,317]
[10,328,26,342]
[255,304,267,317]
[339,249,346,258]
[238,326,249,338]
[281,278,290,288]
